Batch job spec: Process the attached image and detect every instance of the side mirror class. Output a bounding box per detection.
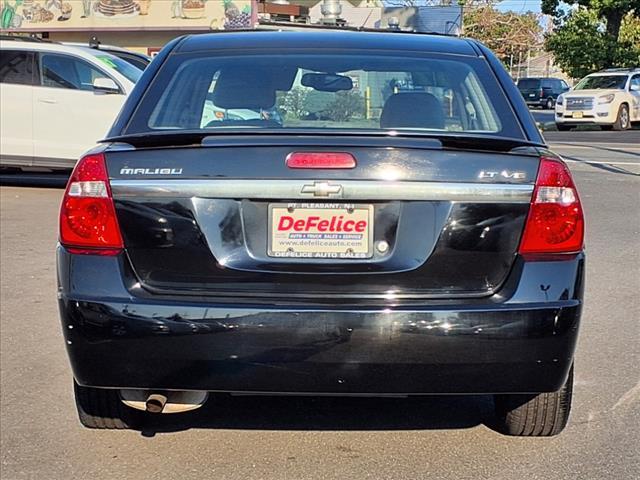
[92,77,120,94]
[630,84,640,92]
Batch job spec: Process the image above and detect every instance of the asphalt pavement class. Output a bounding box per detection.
[1,139,639,479]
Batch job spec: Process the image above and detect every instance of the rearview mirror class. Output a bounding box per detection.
[301,73,353,92]
[92,77,120,94]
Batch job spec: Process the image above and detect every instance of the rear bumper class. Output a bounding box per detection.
[58,249,584,395]
[526,99,546,107]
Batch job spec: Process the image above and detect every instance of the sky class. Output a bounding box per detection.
[496,1,542,14]
[382,2,543,14]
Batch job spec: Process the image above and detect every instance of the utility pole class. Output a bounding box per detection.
[517,50,522,81]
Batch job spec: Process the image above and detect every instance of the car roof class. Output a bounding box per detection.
[63,42,151,59]
[1,39,100,55]
[176,30,478,57]
[587,71,632,77]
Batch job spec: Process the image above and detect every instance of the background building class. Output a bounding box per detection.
[0,0,254,54]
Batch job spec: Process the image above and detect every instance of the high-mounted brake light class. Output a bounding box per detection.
[59,153,123,255]
[519,157,584,255]
[286,152,356,169]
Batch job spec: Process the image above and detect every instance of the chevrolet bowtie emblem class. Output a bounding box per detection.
[301,181,343,197]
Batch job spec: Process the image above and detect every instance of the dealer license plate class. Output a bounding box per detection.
[269,203,373,259]
[572,111,584,118]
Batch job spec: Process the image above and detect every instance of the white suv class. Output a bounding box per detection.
[0,38,141,170]
[555,68,640,131]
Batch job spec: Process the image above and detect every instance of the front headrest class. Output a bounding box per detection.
[380,93,445,130]
[212,70,276,110]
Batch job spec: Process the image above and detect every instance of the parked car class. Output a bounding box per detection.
[0,38,142,170]
[64,41,152,70]
[517,77,570,109]
[555,68,640,131]
[58,30,584,436]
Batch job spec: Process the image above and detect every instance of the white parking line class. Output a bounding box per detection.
[564,160,640,166]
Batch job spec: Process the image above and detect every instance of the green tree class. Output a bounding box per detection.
[543,1,640,78]
[277,88,309,120]
[324,91,365,123]
[543,0,640,40]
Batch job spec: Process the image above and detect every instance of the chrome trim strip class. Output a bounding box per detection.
[110,179,534,203]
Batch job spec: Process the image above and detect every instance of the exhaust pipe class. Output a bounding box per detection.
[121,390,208,413]
[145,393,168,413]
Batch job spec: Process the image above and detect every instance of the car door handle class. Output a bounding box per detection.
[38,98,58,104]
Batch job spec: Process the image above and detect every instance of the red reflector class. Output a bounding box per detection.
[286,152,356,169]
[519,157,584,255]
[59,153,123,255]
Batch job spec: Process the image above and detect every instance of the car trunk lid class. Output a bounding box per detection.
[105,135,539,301]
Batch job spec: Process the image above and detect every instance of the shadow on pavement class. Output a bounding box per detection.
[563,155,640,177]
[135,394,497,437]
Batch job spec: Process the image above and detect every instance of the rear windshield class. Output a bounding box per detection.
[126,51,523,138]
[517,79,540,89]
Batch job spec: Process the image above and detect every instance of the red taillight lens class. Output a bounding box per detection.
[59,153,123,255]
[286,152,356,169]
[519,157,584,255]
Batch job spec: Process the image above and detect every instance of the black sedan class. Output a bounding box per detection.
[57,29,584,436]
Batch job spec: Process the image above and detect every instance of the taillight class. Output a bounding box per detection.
[286,152,356,169]
[519,157,584,255]
[59,153,123,255]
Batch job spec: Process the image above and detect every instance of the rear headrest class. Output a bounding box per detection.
[212,70,276,110]
[380,93,445,130]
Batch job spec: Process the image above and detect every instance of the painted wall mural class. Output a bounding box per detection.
[1,0,253,30]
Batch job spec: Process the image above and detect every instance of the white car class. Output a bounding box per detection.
[555,68,640,131]
[0,38,142,170]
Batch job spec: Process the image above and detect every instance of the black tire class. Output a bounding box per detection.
[74,381,141,429]
[545,97,554,110]
[612,103,630,131]
[556,124,572,131]
[494,365,573,436]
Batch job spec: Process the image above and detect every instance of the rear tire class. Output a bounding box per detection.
[74,381,141,429]
[612,104,630,131]
[494,365,573,436]
[545,97,554,110]
[556,124,572,131]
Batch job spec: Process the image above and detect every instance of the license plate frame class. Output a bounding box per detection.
[268,203,374,259]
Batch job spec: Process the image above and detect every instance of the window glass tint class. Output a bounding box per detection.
[41,54,114,91]
[541,79,552,88]
[630,75,640,89]
[574,75,627,90]
[112,52,150,71]
[0,50,36,85]
[137,53,516,136]
[86,50,143,83]
[517,79,540,89]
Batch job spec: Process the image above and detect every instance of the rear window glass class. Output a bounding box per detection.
[127,52,522,138]
[517,79,540,89]
[0,50,37,85]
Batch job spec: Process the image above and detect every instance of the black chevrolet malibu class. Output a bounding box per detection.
[57,30,584,435]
